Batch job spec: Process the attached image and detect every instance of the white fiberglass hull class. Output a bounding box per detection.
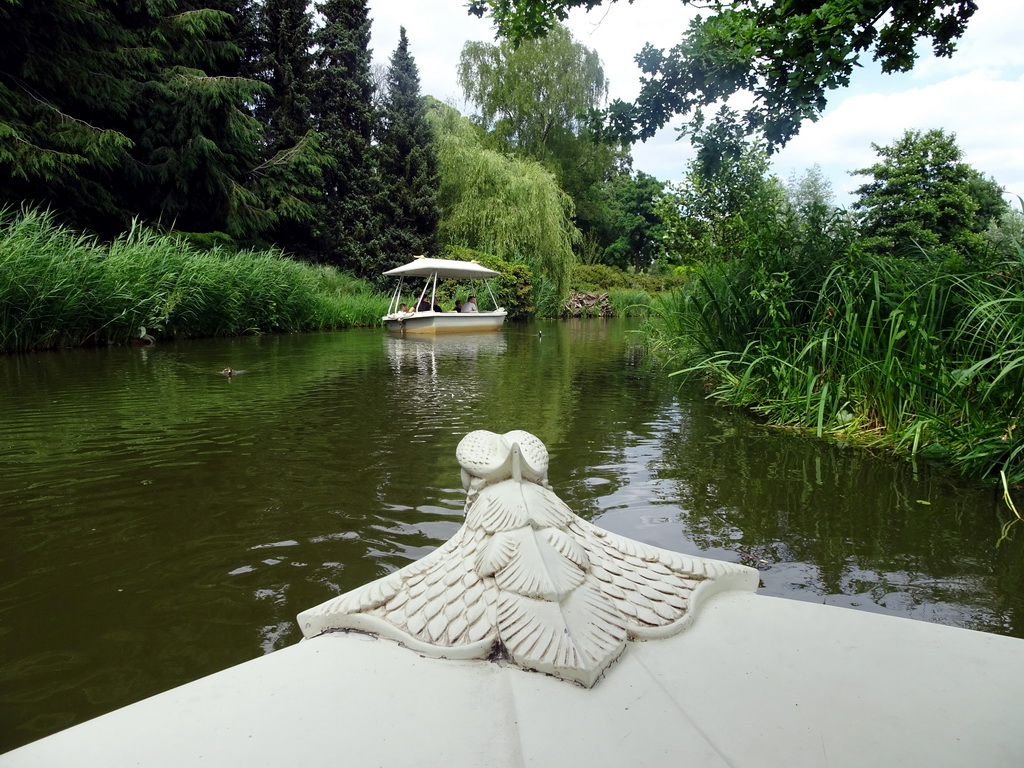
[383,310,506,334]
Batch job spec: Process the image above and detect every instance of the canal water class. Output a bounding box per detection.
[1,319,1021,752]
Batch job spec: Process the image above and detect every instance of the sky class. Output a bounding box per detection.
[366,0,1024,207]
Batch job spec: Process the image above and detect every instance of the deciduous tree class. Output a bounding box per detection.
[470,1,979,150]
[658,109,786,265]
[458,24,625,242]
[602,171,666,272]
[427,102,578,315]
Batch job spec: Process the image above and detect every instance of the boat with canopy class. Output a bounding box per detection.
[381,257,507,334]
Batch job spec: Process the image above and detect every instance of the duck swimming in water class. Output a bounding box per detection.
[220,367,245,377]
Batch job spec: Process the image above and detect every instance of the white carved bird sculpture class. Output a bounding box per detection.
[298,430,756,687]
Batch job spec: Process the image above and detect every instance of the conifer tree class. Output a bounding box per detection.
[374,28,440,269]
[252,0,314,151]
[125,3,271,237]
[246,0,327,256]
[311,0,381,273]
[852,129,1007,264]
[0,0,276,239]
[0,0,138,231]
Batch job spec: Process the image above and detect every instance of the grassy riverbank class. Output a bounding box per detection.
[0,208,389,353]
[648,251,1024,491]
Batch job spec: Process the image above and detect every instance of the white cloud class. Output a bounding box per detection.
[773,0,1024,205]
[774,70,1024,205]
[910,0,1024,81]
[564,0,700,102]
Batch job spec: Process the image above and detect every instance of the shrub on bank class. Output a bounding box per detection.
[0,207,388,352]
[571,263,687,298]
[608,289,654,317]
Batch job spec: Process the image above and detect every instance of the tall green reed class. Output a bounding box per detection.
[608,288,653,317]
[0,207,389,352]
[651,249,1024,485]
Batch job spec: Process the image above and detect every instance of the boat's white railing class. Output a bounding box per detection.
[387,280,403,314]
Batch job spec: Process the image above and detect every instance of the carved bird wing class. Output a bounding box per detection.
[568,518,759,640]
[297,525,500,659]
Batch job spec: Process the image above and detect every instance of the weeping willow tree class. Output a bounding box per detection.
[427,101,578,316]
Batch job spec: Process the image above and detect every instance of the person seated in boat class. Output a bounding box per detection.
[398,303,410,313]
[461,296,478,313]
[453,300,463,312]
[417,297,431,312]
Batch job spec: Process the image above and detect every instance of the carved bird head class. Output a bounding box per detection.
[456,430,549,491]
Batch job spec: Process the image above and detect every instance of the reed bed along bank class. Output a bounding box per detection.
[649,252,1024,489]
[0,208,389,353]
[608,288,653,317]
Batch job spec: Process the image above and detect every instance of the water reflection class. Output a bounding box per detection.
[0,321,1021,754]
[653,407,1023,634]
[383,332,508,418]
[385,331,508,368]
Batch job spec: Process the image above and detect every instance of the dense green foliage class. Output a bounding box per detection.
[436,246,535,319]
[0,0,663,320]
[3,0,1013,363]
[427,102,578,316]
[0,0,273,237]
[458,24,625,243]
[311,0,381,272]
[852,128,1008,265]
[598,171,667,271]
[646,128,1023,492]
[654,251,1024,486]
[252,0,315,150]
[0,0,423,273]
[471,0,979,149]
[246,0,328,256]
[659,110,790,266]
[0,208,387,353]
[571,263,685,295]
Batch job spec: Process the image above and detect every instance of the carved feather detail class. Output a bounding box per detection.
[296,430,758,687]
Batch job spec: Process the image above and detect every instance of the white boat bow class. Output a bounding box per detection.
[3,430,1023,767]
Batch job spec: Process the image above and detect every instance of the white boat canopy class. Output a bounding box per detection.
[383,257,500,280]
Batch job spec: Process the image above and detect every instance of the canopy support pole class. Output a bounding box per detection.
[388,279,404,314]
[484,280,500,311]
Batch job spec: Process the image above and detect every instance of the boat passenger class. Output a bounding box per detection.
[461,296,478,313]
[398,303,409,313]
[453,300,463,312]
[418,297,432,312]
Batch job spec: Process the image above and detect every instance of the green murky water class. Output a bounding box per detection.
[2,319,1021,752]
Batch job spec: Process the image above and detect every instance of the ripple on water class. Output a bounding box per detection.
[2,322,1022,755]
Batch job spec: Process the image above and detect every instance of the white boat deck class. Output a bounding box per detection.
[3,591,1022,767]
